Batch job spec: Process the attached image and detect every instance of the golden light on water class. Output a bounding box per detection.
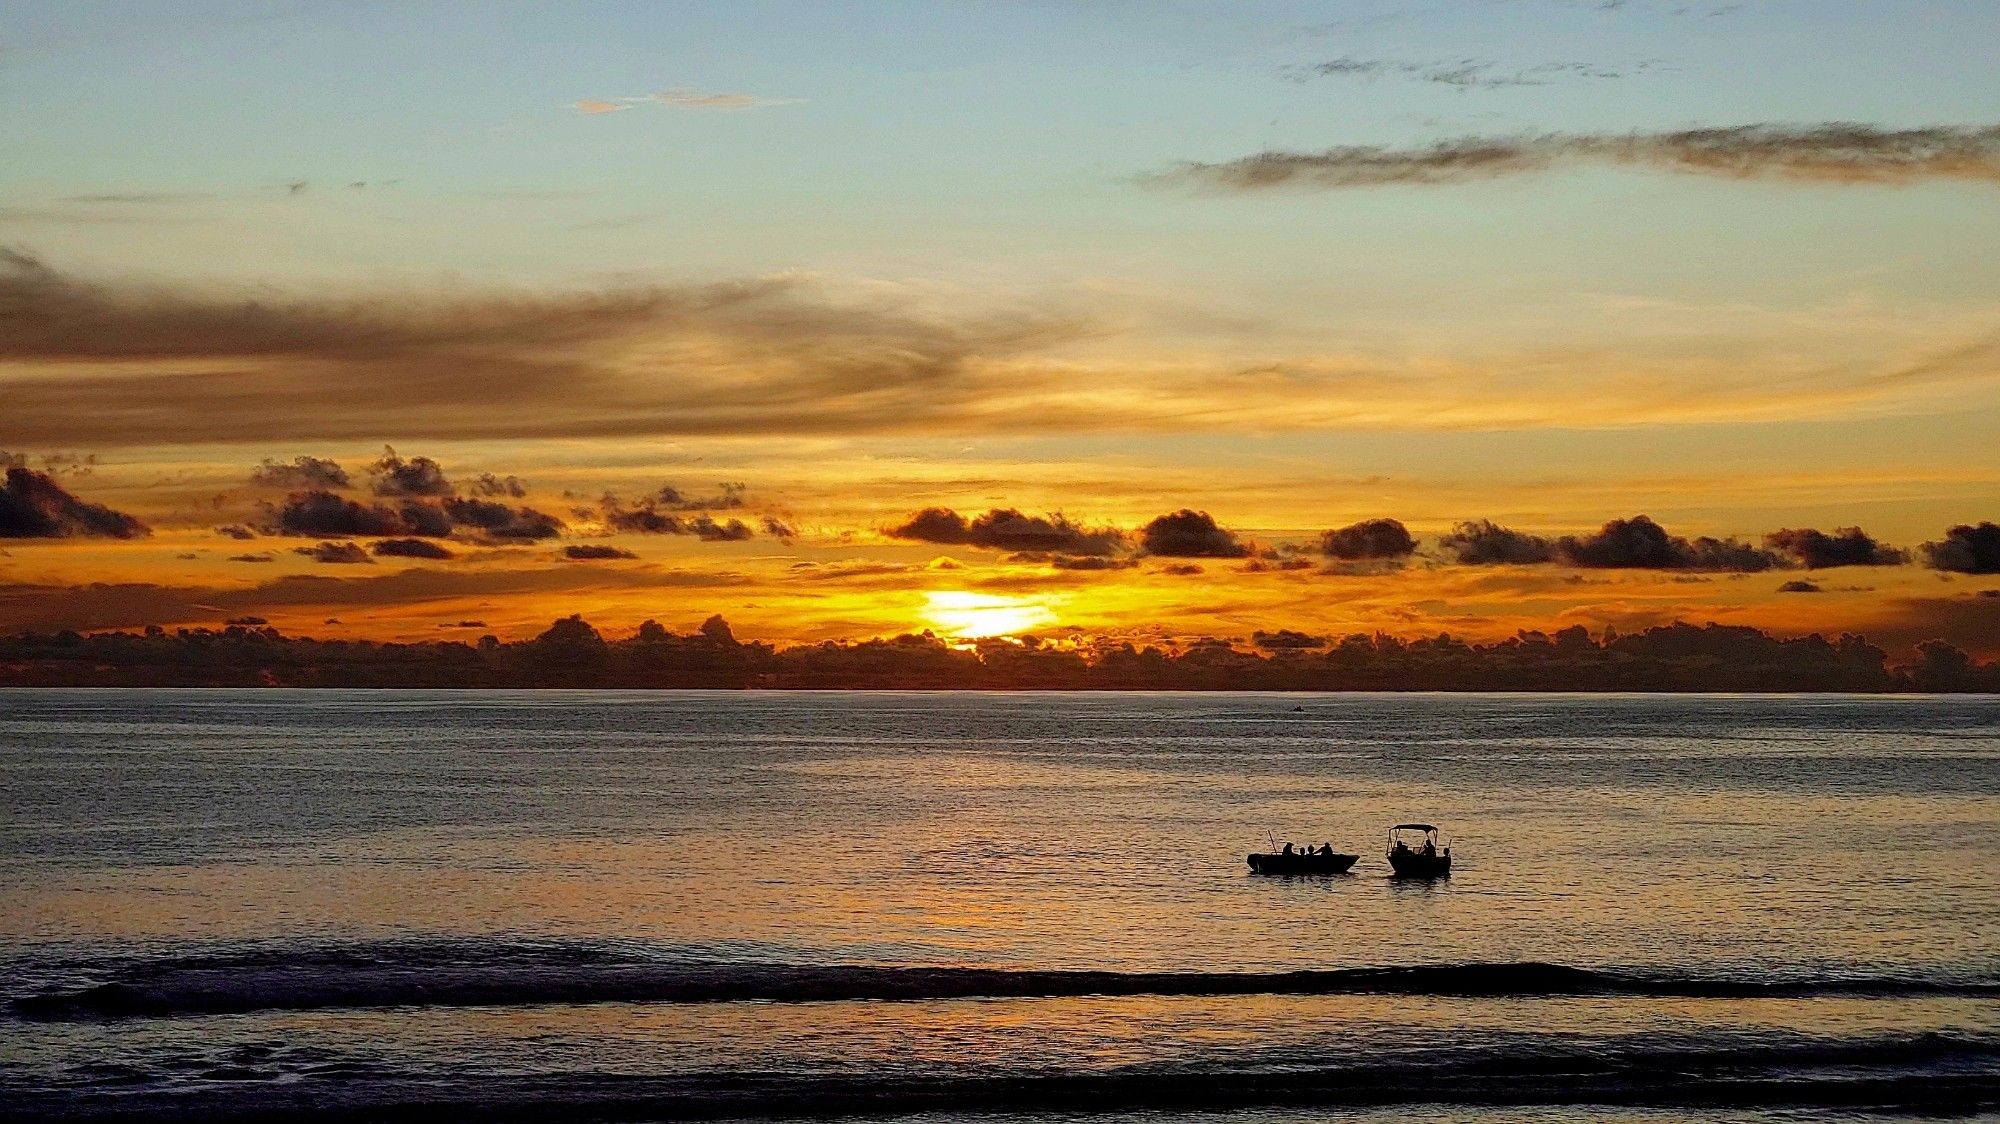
[921,591,1058,639]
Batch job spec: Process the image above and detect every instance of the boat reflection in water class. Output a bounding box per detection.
[1247,840,1359,875]
[1387,823,1452,878]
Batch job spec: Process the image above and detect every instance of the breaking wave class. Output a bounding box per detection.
[14,940,1997,1020]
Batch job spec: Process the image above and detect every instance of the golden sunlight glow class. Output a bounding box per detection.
[921,591,1058,639]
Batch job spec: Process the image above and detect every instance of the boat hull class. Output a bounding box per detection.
[1247,852,1358,875]
[1387,851,1451,878]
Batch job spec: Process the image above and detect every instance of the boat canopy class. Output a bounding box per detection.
[1391,823,1436,831]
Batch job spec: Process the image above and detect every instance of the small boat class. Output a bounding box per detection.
[1248,843,1359,875]
[1387,823,1451,878]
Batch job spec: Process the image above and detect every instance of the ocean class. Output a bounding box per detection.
[3,689,1997,1120]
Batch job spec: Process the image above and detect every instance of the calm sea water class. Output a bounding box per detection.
[2,689,1997,1120]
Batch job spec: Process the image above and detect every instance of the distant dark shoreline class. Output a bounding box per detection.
[3,614,1996,693]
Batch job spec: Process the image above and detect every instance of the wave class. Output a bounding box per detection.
[13,943,1997,1020]
[4,1032,1997,1119]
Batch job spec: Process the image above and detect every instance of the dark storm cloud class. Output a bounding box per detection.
[372,537,456,560]
[293,541,372,564]
[0,249,1091,447]
[1138,509,1251,558]
[563,544,639,560]
[886,508,1127,557]
[368,448,453,497]
[1437,519,1557,565]
[1318,518,1416,560]
[1921,522,2000,574]
[1153,123,2000,190]
[0,467,150,539]
[1554,516,1782,572]
[248,456,350,490]
[1763,526,1908,569]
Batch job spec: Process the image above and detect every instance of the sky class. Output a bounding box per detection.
[3,0,1998,654]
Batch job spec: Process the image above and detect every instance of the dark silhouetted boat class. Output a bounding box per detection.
[1247,842,1358,875]
[1387,823,1451,878]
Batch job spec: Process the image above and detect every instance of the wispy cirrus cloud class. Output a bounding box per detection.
[573,88,803,115]
[4,249,1995,447]
[1151,123,2000,190]
[1286,56,1672,90]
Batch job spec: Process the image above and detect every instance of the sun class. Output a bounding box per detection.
[921,591,1058,639]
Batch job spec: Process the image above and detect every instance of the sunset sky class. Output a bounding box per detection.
[3,0,1998,654]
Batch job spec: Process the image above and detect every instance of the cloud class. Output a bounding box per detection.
[0,566,754,634]
[215,524,258,541]
[1139,509,1251,558]
[1763,526,1908,568]
[266,490,437,538]
[249,455,351,490]
[369,448,453,497]
[650,88,804,110]
[1,450,98,477]
[0,467,149,539]
[1318,518,1416,560]
[1437,519,1557,565]
[1921,522,2000,574]
[1004,552,1138,571]
[227,552,275,563]
[440,496,564,541]
[686,514,753,542]
[761,516,798,541]
[598,491,755,540]
[564,544,639,560]
[7,250,1996,447]
[1152,123,2000,190]
[1252,628,1326,649]
[1777,580,1822,593]
[469,473,527,498]
[575,90,801,116]
[372,537,456,560]
[1555,515,1781,572]
[293,541,372,564]
[0,250,1100,447]
[1290,56,1659,90]
[886,507,1126,556]
[599,484,747,529]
